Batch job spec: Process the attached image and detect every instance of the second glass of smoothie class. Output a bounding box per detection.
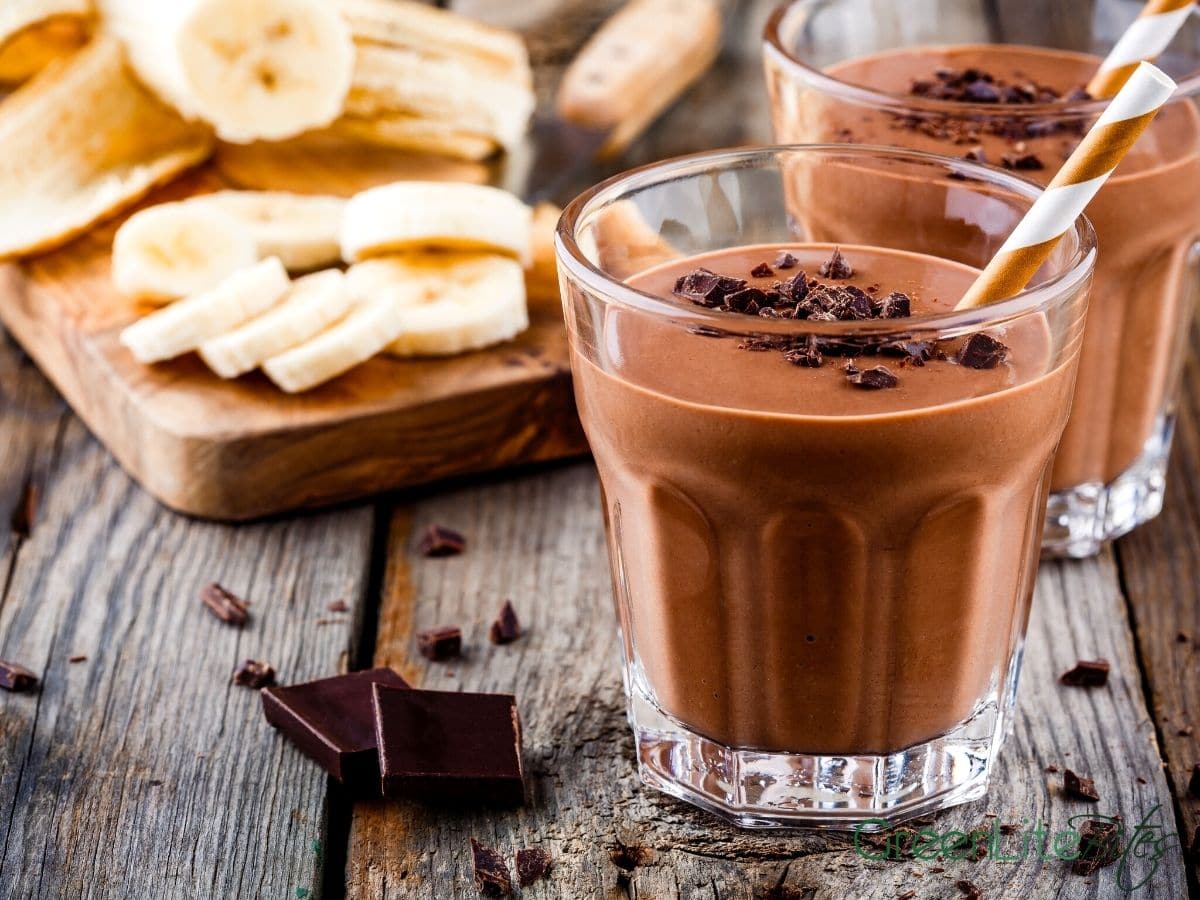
[764,0,1200,557]
[556,146,1094,828]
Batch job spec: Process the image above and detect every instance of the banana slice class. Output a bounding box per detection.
[341,182,532,265]
[199,269,353,378]
[120,257,290,364]
[112,202,259,303]
[98,0,355,143]
[338,0,531,86]
[0,0,90,84]
[329,114,498,162]
[346,252,528,357]
[188,191,346,272]
[0,37,212,259]
[262,292,409,393]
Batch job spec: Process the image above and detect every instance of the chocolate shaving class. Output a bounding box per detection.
[774,251,798,269]
[515,847,552,887]
[418,525,466,557]
[489,600,520,645]
[1072,820,1122,876]
[818,247,853,279]
[956,333,1009,369]
[956,880,983,900]
[1064,769,1100,802]
[750,262,773,278]
[232,659,275,689]
[609,841,651,872]
[1060,658,1110,687]
[200,582,249,627]
[417,625,462,661]
[0,659,38,692]
[847,365,899,390]
[470,838,513,897]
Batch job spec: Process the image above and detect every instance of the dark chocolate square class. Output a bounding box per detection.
[261,667,409,790]
[373,685,525,805]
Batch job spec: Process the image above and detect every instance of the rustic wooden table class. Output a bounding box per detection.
[2,2,1199,898]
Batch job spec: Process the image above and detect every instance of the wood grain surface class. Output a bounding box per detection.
[0,1,1198,898]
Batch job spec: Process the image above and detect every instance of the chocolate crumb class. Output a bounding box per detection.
[928,867,945,874]
[1188,763,1200,797]
[1064,769,1100,802]
[956,879,983,899]
[1177,631,1190,643]
[609,841,651,872]
[327,598,349,613]
[1136,776,1147,784]
[417,625,462,661]
[1002,152,1045,171]
[470,838,512,897]
[1046,764,1059,773]
[0,660,38,692]
[200,582,249,627]
[818,247,853,279]
[515,847,552,887]
[956,333,1009,369]
[1179,725,1194,736]
[232,659,275,689]
[1000,823,1020,836]
[750,262,774,278]
[1072,820,1121,875]
[1059,658,1110,687]
[774,251,798,270]
[489,600,520,645]
[847,365,899,390]
[418,525,466,557]
[68,654,87,664]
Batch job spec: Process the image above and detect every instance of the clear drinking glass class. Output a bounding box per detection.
[764,0,1200,557]
[555,146,1094,829]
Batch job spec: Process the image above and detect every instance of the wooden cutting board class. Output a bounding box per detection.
[0,138,587,521]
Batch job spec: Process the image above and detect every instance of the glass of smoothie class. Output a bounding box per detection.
[555,145,1095,828]
[764,0,1200,557]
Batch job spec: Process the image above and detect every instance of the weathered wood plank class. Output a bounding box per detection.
[1116,316,1200,889]
[0,395,376,897]
[345,461,1184,898]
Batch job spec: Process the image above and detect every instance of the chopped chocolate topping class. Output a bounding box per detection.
[686,324,725,338]
[516,847,552,887]
[1003,152,1045,171]
[0,659,38,692]
[470,838,513,897]
[1064,769,1100,802]
[777,271,810,303]
[1059,659,1110,687]
[828,285,874,320]
[327,598,349,613]
[774,251,798,270]
[912,66,1068,105]
[956,333,1009,369]
[955,879,983,900]
[724,286,769,315]
[1072,820,1122,876]
[880,340,937,366]
[783,337,823,369]
[418,525,466,557]
[200,582,249,627]
[232,659,276,689]
[1188,763,1200,797]
[818,247,853,279]
[847,365,899,390]
[673,268,746,308]
[875,291,911,319]
[417,625,462,661]
[609,841,652,872]
[750,262,774,278]
[489,600,521,645]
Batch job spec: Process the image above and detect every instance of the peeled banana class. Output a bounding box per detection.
[97,0,355,144]
[120,257,290,363]
[341,182,532,265]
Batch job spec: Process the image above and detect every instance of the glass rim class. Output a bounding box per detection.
[554,144,1097,337]
[762,0,1200,116]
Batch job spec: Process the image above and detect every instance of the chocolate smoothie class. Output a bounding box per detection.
[777,44,1200,493]
[573,244,1080,754]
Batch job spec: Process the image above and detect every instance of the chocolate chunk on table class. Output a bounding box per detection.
[489,601,521,645]
[1060,659,1110,687]
[1064,769,1100,802]
[418,525,466,557]
[0,659,38,692]
[373,684,524,805]
[262,667,409,790]
[1072,819,1121,876]
[471,838,513,897]
[516,847,552,887]
[417,625,462,661]
[200,582,249,627]
[232,659,275,689]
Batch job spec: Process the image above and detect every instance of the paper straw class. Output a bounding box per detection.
[1087,0,1195,98]
[955,62,1176,311]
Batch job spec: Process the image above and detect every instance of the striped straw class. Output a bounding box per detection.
[955,62,1176,311]
[1087,0,1195,98]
